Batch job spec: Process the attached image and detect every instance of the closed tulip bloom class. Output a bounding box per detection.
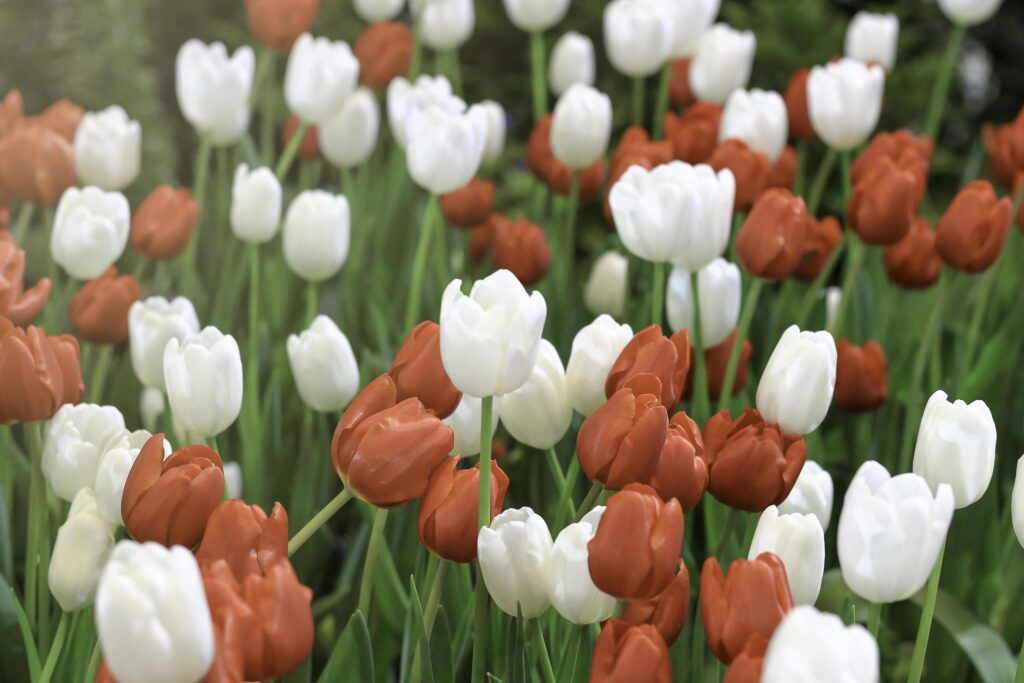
[406,104,487,195]
[938,0,1003,26]
[94,429,167,526]
[782,69,815,141]
[0,321,83,423]
[566,315,634,416]
[851,128,932,193]
[983,109,1024,189]
[707,139,771,212]
[935,180,1011,273]
[68,267,140,345]
[757,325,837,435]
[164,327,243,438]
[748,506,824,605]
[688,23,756,104]
[591,619,672,683]
[584,251,628,319]
[230,165,282,244]
[244,0,319,51]
[73,105,141,191]
[794,216,842,281]
[319,88,380,169]
[128,296,200,390]
[549,84,612,170]
[49,487,116,611]
[418,456,509,562]
[42,403,126,502]
[503,0,570,32]
[492,215,551,286]
[736,189,811,281]
[838,460,952,603]
[195,500,288,581]
[846,158,916,245]
[664,0,720,58]
[778,460,833,531]
[414,0,474,51]
[845,12,899,72]
[282,190,351,282]
[718,89,788,163]
[176,40,254,145]
[355,22,413,90]
[666,258,740,347]
[605,325,691,409]
[51,186,129,280]
[761,606,879,683]
[31,98,85,141]
[664,102,722,163]
[96,541,214,683]
[285,33,360,124]
[545,507,617,624]
[622,560,690,645]
[807,59,885,151]
[913,389,996,509]
[527,113,607,198]
[478,507,554,618]
[0,125,76,206]
[1013,456,1024,549]
[443,394,501,456]
[549,32,595,97]
[387,75,465,148]
[604,0,673,78]
[479,100,506,165]
[884,217,942,289]
[499,340,571,449]
[390,321,462,418]
[441,178,495,227]
[131,185,200,261]
[650,412,707,512]
[355,0,404,22]
[834,340,888,412]
[287,315,360,413]
[0,232,51,326]
[588,484,683,599]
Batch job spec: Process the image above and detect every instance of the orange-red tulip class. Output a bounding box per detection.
[669,58,694,108]
[794,216,842,281]
[709,139,771,212]
[492,214,551,286]
[883,216,942,289]
[846,156,916,245]
[589,619,672,683]
[783,69,816,141]
[723,635,768,683]
[605,325,691,409]
[389,321,462,419]
[441,177,495,228]
[622,560,691,645]
[767,145,798,191]
[354,22,414,90]
[664,102,721,164]
[131,186,200,261]
[67,267,139,344]
[649,412,707,512]
[935,180,1011,273]
[834,340,888,412]
[736,189,811,281]
[0,231,51,326]
[0,125,76,206]
[244,0,319,51]
[983,108,1024,189]
[196,500,289,582]
[0,319,80,423]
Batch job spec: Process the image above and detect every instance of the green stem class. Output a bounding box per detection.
[806,147,837,215]
[711,508,740,558]
[12,202,35,245]
[409,17,424,79]
[38,610,69,683]
[83,641,100,683]
[357,507,390,616]
[652,62,672,139]
[832,234,865,340]
[867,601,882,638]
[907,542,946,683]
[690,271,710,424]
[573,481,604,523]
[471,564,489,683]
[306,282,318,324]
[181,135,212,291]
[477,396,494,527]
[794,139,809,197]
[86,344,113,403]
[404,194,439,332]
[24,421,44,629]
[561,172,580,320]
[652,261,666,328]
[529,32,548,123]
[717,277,764,412]
[544,448,576,522]
[924,26,965,141]
[529,619,557,683]
[275,121,308,180]
[631,77,645,128]
[287,488,354,556]
[553,456,581,529]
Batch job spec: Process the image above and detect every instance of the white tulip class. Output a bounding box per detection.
[748,505,825,605]
[566,315,634,416]
[778,460,833,531]
[549,32,596,98]
[478,507,554,618]
[175,40,254,145]
[405,104,488,195]
[439,269,547,398]
[96,541,214,683]
[603,0,674,78]
[287,315,360,412]
[282,190,351,282]
[688,23,756,104]
[666,258,740,347]
[807,58,885,152]
[937,0,1003,27]
[550,84,612,169]
[547,507,617,624]
[163,327,243,439]
[51,186,130,281]
[354,0,405,23]
[387,75,466,148]
[762,606,879,683]
[443,394,502,457]
[756,325,837,435]
[48,488,116,612]
[139,387,165,433]
[230,164,282,244]
[913,390,996,509]
[610,161,735,269]
[480,100,507,165]
[503,0,571,32]
[838,461,953,604]
[42,403,126,503]
[583,251,629,319]
[499,340,572,450]
[320,88,381,169]
[74,105,141,191]
[416,0,475,51]
[285,33,360,124]
[94,430,168,526]
[1013,456,1024,550]
[128,296,200,391]
[664,0,720,58]
[718,89,788,162]
[824,286,842,334]
[844,12,899,72]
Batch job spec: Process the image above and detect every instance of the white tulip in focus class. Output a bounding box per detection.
[610,162,735,269]
[603,0,674,78]
[937,0,1004,27]
[42,403,126,503]
[387,75,466,148]
[547,507,617,624]
[405,104,488,195]
[756,325,837,435]
[285,33,360,124]
[778,460,833,531]
[566,315,634,416]
[1013,456,1024,550]
[748,505,825,605]
[666,258,740,347]
[583,251,629,319]
[51,187,130,281]
[499,340,572,450]
[354,0,405,23]
[688,23,756,105]
[139,387,165,433]
[128,296,200,391]
[96,541,214,683]
[163,327,243,439]
[73,106,141,191]
[550,84,612,169]
[478,507,554,618]
[913,390,997,509]
[230,164,283,244]
[762,606,879,683]
[287,315,361,412]
[439,269,548,398]
[837,461,953,604]
[320,88,381,169]
[175,40,255,145]
[844,12,899,72]
[718,89,788,162]
[503,0,571,32]
[282,190,351,282]
[416,0,475,51]
[443,394,502,457]
[48,488,116,612]
[549,32,596,98]
[664,0,720,58]
[94,429,168,526]
[807,58,885,152]
[480,100,507,165]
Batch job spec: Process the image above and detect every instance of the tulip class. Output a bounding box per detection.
[73,105,141,191]
[163,327,243,439]
[244,0,319,50]
[708,139,771,212]
[389,321,462,418]
[622,560,691,645]
[93,429,166,526]
[838,460,953,603]
[605,325,691,409]
[1013,456,1024,550]
[176,40,255,145]
[67,268,138,345]
[545,507,617,624]
[503,0,570,32]
[0,321,83,423]
[935,180,1011,273]
[0,125,76,206]
[735,176,811,279]
[846,158,917,245]
[441,178,495,227]
[688,23,756,105]
[566,315,634,417]
[526,113,606,198]
[913,389,997,509]
[415,0,475,51]
[354,0,404,22]
[604,0,673,78]
[794,216,842,281]
[664,101,722,164]
[498,340,571,450]
[230,165,282,244]
[723,637,768,683]
[479,99,506,165]
[583,251,628,319]
[51,186,130,281]
[884,217,943,289]
[443,394,501,456]
[287,315,360,413]
[386,75,465,148]
[670,57,696,107]
[549,83,612,170]
[130,186,200,261]
[405,104,488,195]
[96,541,215,683]
[666,258,740,347]
[418,456,509,562]
[282,190,351,282]
[32,98,85,141]
[590,619,672,683]
[315,88,381,170]
[756,325,837,435]
[650,412,707,512]
[748,506,824,605]
[605,129,675,225]
[982,109,1024,189]
[285,33,360,124]
[128,296,200,391]
[718,89,788,163]
[761,606,879,683]
[549,32,595,97]
[851,128,932,193]
[834,340,888,412]
[845,12,899,72]
[937,0,1004,27]
[42,403,126,502]
[588,484,683,599]
[807,59,885,151]
[0,232,51,326]
[778,460,833,531]
[477,507,554,618]
[439,270,547,398]
[48,487,116,611]
[491,215,551,286]
[354,22,413,90]
[701,552,793,663]
[664,0,720,58]
[195,500,288,581]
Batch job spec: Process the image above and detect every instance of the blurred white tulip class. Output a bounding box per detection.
[175,40,254,145]
[285,33,360,124]
[74,105,141,191]
[320,88,381,169]
[51,186,130,281]
[499,340,572,450]
[282,190,351,282]
[164,327,244,439]
[128,296,200,391]
[230,164,282,244]
[287,315,361,412]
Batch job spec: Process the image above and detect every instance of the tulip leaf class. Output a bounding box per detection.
[430,606,454,683]
[317,609,374,683]
[0,577,38,683]
[0,487,13,585]
[408,575,434,683]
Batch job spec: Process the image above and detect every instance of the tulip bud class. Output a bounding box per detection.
[94,429,167,526]
[756,325,837,435]
[748,506,824,606]
[73,105,141,191]
[68,267,138,345]
[1013,456,1024,550]
[491,215,551,286]
[545,507,617,624]
[723,636,768,683]
[761,606,879,683]
[244,0,319,51]
[701,552,793,663]
[164,327,243,439]
[355,21,413,91]
[195,500,288,581]
[566,315,634,417]
[833,340,888,412]
[844,12,899,72]
[526,113,606,198]
[284,33,359,125]
[666,259,740,347]
[96,541,215,683]
[767,144,798,190]
[503,0,570,32]
[719,89,788,163]
[591,619,673,683]
[549,83,612,170]
[228,164,282,244]
[48,487,116,611]
[838,460,952,603]
[51,186,129,280]
[415,0,475,51]
[982,110,1024,189]
[479,100,506,165]
[287,315,360,413]
[42,403,126,502]
[665,0,720,58]
[603,0,673,78]
[937,0,1004,27]
[605,325,691,409]
[128,296,200,391]
[176,40,255,145]
[0,125,76,206]
[406,104,488,195]
[846,159,916,245]
[582,251,628,320]
[622,559,691,645]
[0,89,23,137]
[498,340,571,450]
[0,231,52,326]
[807,59,885,151]
[664,102,722,164]
[884,217,942,289]
[282,190,351,282]
[319,88,381,169]
[935,180,1011,273]
[549,32,595,97]
[387,75,465,148]
[389,321,462,418]
[441,178,495,228]
[281,114,320,160]
[851,128,932,191]
[478,507,554,618]
[913,389,996,509]
[688,23,756,104]
[418,456,508,562]
[0,321,83,423]
[355,0,404,22]
[588,483,684,600]
[778,460,833,531]
[130,185,200,261]
[794,216,842,281]
[650,412,707,512]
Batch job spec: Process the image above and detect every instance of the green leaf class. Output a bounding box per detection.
[430,607,454,683]
[408,575,434,683]
[0,576,39,683]
[317,609,374,683]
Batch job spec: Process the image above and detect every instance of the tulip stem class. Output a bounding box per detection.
[545,448,577,522]
[652,261,666,327]
[867,601,883,638]
[907,541,945,683]
[180,134,212,296]
[806,147,837,216]
[690,271,710,424]
[833,236,865,340]
[405,194,439,333]
[306,282,318,324]
[12,202,35,245]
[287,488,355,556]
[528,619,557,683]
[631,77,645,128]
[561,171,580,324]
[472,398,495,683]
[652,62,672,139]
[23,420,44,630]
[573,481,604,523]
[1014,632,1024,683]
[83,641,100,683]
[86,344,113,403]
[529,32,548,123]
[553,455,581,529]
[357,507,390,617]
[711,507,740,558]
[275,121,308,180]
[717,277,763,412]
[924,26,965,141]
[471,565,489,683]
[38,609,68,683]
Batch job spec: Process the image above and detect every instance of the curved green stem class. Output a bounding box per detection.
[404,194,439,332]
[288,488,354,556]
[23,421,44,629]
[12,202,35,245]
[529,32,548,123]
[690,271,710,424]
[357,507,390,616]
[867,601,883,638]
[471,395,495,682]
[652,62,672,139]
[529,619,557,683]
[275,121,308,179]
[806,147,837,216]
[907,542,946,683]
[86,344,113,403]
[573,481,604,523]
[924,27,965,140]
[39,610,69,683]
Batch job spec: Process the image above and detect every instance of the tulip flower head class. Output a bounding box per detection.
[503,0,570,32]
[42,403,126,502]
[844,12,899,72]
[93,429,168,526]
[387,75,465,148]
[176,40,255,145]
[389,320,463,419]
[806,58,885,151]
[244,0,320,51]
[477,507,554,618]
[605,325,691,409]
[354,0,404,23]
[666,258,741,347]
[231,165,282,244]
[935,180,1011,273]
[622,559,691,645]
[418,456,509,562]
[583,251,629,319]
[756,325,837,435]
[548,83,612,170]
[938,0,1004,27]
[68,267,140,345]
[48,487,116,611]
[0,320,83,424]
[405,104,488,195]
[664,101,724,163]
[748,506,824,605]
[688,23,756,105]
[884,217,943,289]
[761,606,879,683]
[777,460,833,531]
[546,507,617,624]
[128,296,200,391]
[649,411,708,512]
[834,340,889,412]
[414,0,475,51]
[287,315,360,413]
[164,327,243,439]
[590,619,673,683]
[0,232,52,326]
[549,32,596,97]
[718,89,788,163]
[282,190,351,282]
[318,88,380,170]
[566,314,634,417]
[603,0,674,78]
[285,33,360,124]
[73,105,141,191]
[498,339,572,450]
[51,186,130,281]
[195,500,288,581]
[355,21,414,90]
